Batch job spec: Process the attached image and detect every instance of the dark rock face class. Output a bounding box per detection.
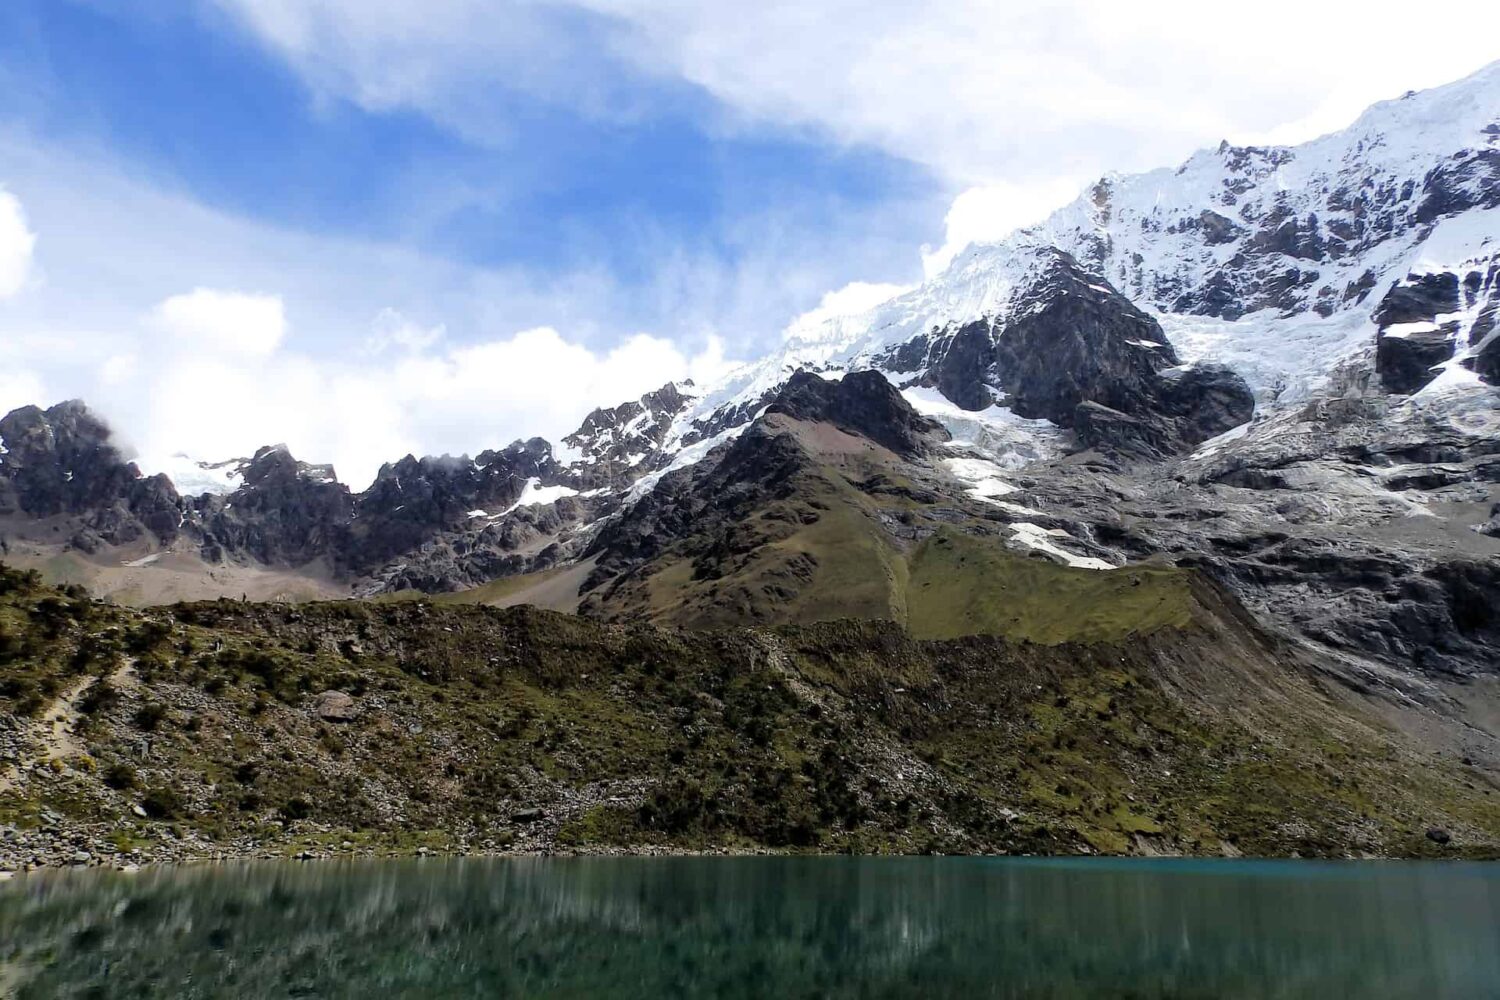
[197,446,351,565]
[1473,332,1500,384]
[1378,328,1458,394]
[1,402,150,517]
[1462,265,1500,385]
[1156,365,1258,445]
[931,323,1003,411]
[900,253,1255,458]
[1372,269,1497,393]
[0,401,183,547]
[992,255,1181,424]
[1072,402,1176,460]
[1374,272,1461,327]
[346,439,560,574]
[766,370,947,457]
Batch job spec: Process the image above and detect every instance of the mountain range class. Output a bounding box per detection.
[1,61,1498,863]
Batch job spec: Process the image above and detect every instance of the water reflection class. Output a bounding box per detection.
[2,857,1497,997]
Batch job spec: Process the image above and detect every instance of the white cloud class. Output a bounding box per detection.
[921,180,1085,278]
[0,124,925,487]
[216,0,1500,190]
[366,307,445,355]
[0,188,37,299]
[783,280,910,343]
[150,288,287,356]
[208,0,653,143]
[0,368,45,420]
[95,294,734,489]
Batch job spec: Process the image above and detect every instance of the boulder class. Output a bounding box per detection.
[314,690,358,723]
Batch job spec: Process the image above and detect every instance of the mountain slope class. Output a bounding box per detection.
[1,564,1495,869]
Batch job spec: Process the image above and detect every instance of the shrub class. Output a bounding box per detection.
[104,763,138,790]
[279,797,313,822]
[78,680,119,715]
[140,786,183,819]
[133,703,169,731]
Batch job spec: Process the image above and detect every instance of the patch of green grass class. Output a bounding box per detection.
[905,528,1195,643]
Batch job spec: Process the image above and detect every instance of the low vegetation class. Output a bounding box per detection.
[1,561,1496,867]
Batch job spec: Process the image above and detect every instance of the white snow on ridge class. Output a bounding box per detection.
[625,422,746,504]
[585,63,1500,497]
[492,478,580,517]
[1009,523,1115,570]
[903,386,1065,470]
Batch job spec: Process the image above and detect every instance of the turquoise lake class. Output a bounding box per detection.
[2,857,1497,997]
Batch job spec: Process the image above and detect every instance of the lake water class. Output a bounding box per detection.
[1,857,1497,997]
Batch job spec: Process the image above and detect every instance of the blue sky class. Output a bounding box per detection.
[1,0,1496,485]
[0,0,935,308]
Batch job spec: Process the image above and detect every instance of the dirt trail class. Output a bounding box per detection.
[0,659,136,795]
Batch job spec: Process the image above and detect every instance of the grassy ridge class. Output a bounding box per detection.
[590,457,1198,646]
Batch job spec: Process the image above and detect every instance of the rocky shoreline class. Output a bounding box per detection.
[0,823,786,878]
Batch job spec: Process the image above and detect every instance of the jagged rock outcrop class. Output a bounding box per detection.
[562,381,695,488]
[346,439,561,574]
[0,401,182,549]
[196,445,350,565]
[765,370,946,457]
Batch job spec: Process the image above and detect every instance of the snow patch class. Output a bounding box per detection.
[145,452,245,496]
[904,386,1065,469]
[942,456,1018,499]
[1380,321,1441,340]
[1009,523,1115,570]
[494,479,581,517]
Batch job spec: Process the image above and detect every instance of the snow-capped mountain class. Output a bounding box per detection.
[668,59,1498,427]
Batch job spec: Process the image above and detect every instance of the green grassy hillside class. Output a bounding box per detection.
[905,529,1194,642]
[1,563,1496,867]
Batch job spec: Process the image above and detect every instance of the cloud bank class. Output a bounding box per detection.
[0,188,36,299]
